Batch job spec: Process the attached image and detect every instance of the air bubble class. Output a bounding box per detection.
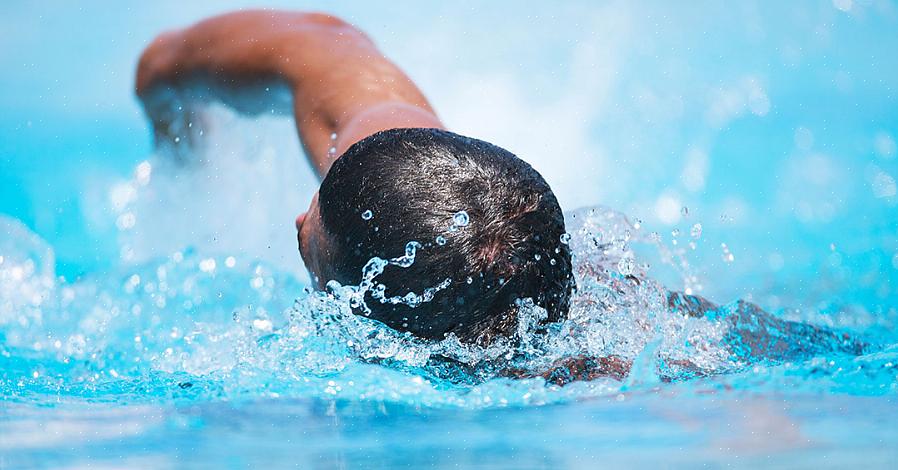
[361,210,373,220]
[560,233,572,245]
[435,235,447,246]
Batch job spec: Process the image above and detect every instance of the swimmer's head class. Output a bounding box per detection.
[297,128,574,344]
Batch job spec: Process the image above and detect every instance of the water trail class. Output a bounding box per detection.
[2,201,889,408]
[2,107,894,408]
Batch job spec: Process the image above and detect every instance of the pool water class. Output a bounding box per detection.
[3,189,897,468]
[2,1,898,468]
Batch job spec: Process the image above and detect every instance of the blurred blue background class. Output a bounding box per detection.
[1,0,896,308]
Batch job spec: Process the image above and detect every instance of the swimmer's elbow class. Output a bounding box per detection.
[135,29,184,98]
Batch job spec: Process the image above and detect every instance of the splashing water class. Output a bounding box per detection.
[327,241,453,314]
[2,109,897,468]
[2,194,893,411]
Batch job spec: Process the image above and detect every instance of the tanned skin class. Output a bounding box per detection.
[136,10,443,177]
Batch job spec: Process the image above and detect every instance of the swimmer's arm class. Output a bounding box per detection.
[136,10,443,177]
[667,292,867,359]
[502,356,632,385]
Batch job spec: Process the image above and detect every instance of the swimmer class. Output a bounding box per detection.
[136,10,574,347]
[137,10,865,383]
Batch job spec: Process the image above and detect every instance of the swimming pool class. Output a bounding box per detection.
[2,1,897,467]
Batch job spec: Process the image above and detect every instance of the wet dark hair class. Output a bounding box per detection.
[318,128,574,345]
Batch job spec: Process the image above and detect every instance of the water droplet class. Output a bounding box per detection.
[199,258,216,273]
[550,259,557,266]
[721,243,735,263]
[435,235,447,246]
[534,253,542,261]
[617,256,635,275]
[452,211,470,227]
[633,219,643,229]
[690,223,702,239]
[560,233,572,245]
[671,228,680,237]
[466,276,473,284]
[330,132,337,140]
[135,161,152,185]
[252,318,273,332]
[361,210,373,220]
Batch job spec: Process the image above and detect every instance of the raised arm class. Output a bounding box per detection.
[136,10,443,177]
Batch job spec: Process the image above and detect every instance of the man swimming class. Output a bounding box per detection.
[136,10,574,347]
[137,10,865,383]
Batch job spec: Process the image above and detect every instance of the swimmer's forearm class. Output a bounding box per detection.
[502,355,631,385]
[136,10,442,176]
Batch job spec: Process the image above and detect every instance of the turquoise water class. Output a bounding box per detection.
[2,1,898,468]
